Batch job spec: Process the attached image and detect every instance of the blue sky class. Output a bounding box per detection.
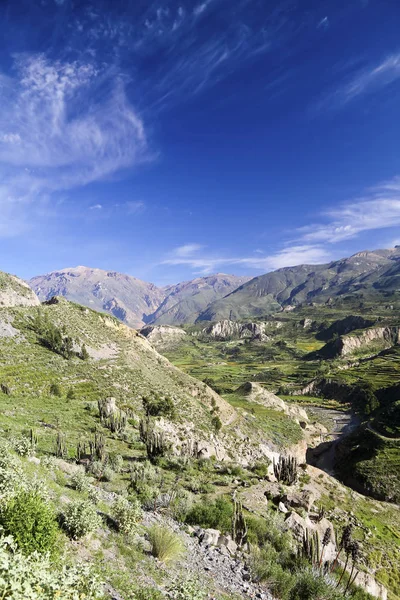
[1,0,400,285]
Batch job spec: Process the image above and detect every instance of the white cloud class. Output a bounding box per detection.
[298,181,400,243]
[89,204,102,210]
[319,52,400,109]
[0,54,149,236]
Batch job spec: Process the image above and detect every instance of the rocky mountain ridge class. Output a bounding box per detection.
[197,247,400,322]
[30,268,249,328]
[29,247,400,328]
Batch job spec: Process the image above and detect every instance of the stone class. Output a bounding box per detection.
[201,528,221,546]
[284,512,307,541]
[217,534,238,555]
[278,501,288,514]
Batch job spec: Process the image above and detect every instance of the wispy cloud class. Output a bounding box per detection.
[89,204,102,210]
[174,243,204,257]
[163,176,400,275]
[318,52,400,110]
[162,243,330,274]
[298,178,400,243]
[0,54,149,236]
[317,17,329,30]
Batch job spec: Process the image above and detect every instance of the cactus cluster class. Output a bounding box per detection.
[302,528,320,565]
[139,418,170,460]
[273,454,298,485]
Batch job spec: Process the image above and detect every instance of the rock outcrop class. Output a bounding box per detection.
[317,327,400,359]
[0,272,40,307]
[140,325,187,350]
[316,315,376,341]
[202,320,269,341]
[236,382,308,423]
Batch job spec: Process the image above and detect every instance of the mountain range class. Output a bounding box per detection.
[29,247,400,327]
[30,267,250,328]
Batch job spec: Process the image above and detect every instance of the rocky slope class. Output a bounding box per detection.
[0,271,40,307]
[30,268,248,328]
[146,274,251,325]
[197,247,400,322]
[30,266,165,328]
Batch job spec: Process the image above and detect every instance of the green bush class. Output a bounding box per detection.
[0,534,101,599]
[109,453,123,473]
[129,461,161,505]
[102,465,116,482]
[62,500,101,539]
[71,469,89,493]
[133,589,164,600]
[112,497,142,535]
[185,496,233,533]
[50,382,62,396]
[0,491,58,555]
[148,525,185,564]
[143,395,176,419]
[166,578,206,600]
[289,569,343,600]
[0,445,26,502]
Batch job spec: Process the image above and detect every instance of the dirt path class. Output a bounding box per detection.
[306,409,360,475]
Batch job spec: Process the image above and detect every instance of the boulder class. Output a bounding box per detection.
[284,512,308,541]
[217,534,238,555]
[284,489,315,512]
[278,501,288,514]
[200,529,221,546]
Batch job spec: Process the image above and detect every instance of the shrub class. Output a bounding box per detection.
[0,491,58,555]
[129,461,161,505]
[143,395,176,419]
[88,486,101,505]
[30,313,75,360]
[133,589,164,600]
[71,469,89,492]
[0,444,25,501]
[0,534,101,599]
[211,415,222,434]
[12,436,33,457]
[112,497,142,535]
[109,453,123,473]
[50,382,62,396]
[169,489,193,522]
[166,578,206,600]
[102,465,116,482]
[148,525,185,564]
[62,500,101,539]
[66,387,75,400]
[289,569,343,600]
[185,496,233,533]
[87,460,104,479]
[251,461,270,478]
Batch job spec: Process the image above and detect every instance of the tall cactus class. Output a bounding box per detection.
[273,454,298,485]
[89,429,106,461]
[302,529,320,565]
[232,493,248,548]
[54,431,67,458]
